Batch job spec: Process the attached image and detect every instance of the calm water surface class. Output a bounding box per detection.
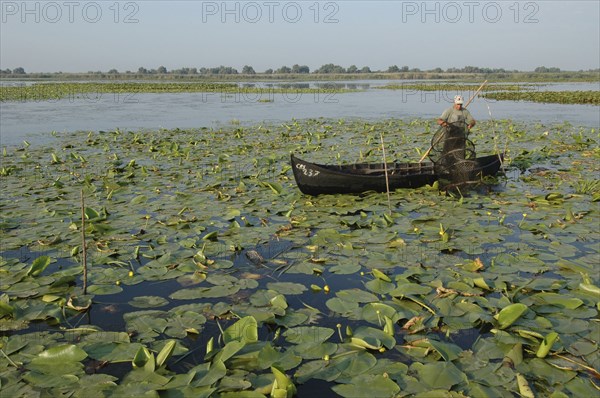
[1,81,598,147]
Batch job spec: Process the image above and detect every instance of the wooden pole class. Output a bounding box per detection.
[464,79,488,108]
[81,190,88,295]
[380,133,392,213]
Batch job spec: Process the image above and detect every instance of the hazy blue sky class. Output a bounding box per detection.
[1,1,599,73]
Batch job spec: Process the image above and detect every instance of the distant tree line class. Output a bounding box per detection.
[2,65,598,76]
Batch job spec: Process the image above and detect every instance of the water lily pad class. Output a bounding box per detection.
[336,289,379,303]
[31,344,87,366]
[266,282,307,295]
[332,374,400,398]
[292,341,338,360]
[23,372,80,388]
[390,282,433,296]
[495,303,529,329]
[170,284,240,300]
[413,361,468,390]
[86,282,123,295]
[353,326,396,349]
[27,256,52,277]
[223,316,258,344]
[361,302,400,324]
[132,345,155,372]
[128,295,170,308]
[84,341,143,362]
[284,326,334,345]
[326,297,360,315]
[428,339,463,361]
[529,292,584,309]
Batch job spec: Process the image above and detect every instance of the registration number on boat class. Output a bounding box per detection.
[296,163,320,177]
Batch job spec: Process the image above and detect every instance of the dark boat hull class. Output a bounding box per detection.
[291,153,503,195]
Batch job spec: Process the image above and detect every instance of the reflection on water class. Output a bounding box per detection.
[1,81,598,147]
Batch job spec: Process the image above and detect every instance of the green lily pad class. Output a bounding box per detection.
[495,303,528,329]
[128,296,170,308]
[284,327,334,345]
[35,343,87,363]
[428,339,463,361]
[27,256,52,277]
[326,297,360,315]
[170,284,240,300]
[530,292,584,309]
[353,326,396,349]
[84,342,143,362]
[223,316,258,344]
[413,362,468,390]
[332,374,400,398]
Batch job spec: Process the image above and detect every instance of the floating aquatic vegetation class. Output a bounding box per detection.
[483,90,600,105]
[0,117,599,396]
[376,83,537,92]
[0,82,356,102]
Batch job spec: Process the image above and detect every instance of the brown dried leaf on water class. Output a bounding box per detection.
[437,286,482,298]
[436,286,459,298]
[37,235,62,246]
[459,257,485,272]
[402,316,423,330]
[240,272,262,280]
[276,224,293,235]
[473,258,484,269]
[516,373,535,398]
[66,296,92,311]
[100,304,119,313]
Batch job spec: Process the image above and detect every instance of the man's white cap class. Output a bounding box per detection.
[454,95,464,105]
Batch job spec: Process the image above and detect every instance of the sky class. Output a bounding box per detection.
[1,0,599,73]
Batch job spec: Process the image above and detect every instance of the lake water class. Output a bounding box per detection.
[1,81,598,147]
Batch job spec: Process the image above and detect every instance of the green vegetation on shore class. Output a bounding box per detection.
[2,70,599,83]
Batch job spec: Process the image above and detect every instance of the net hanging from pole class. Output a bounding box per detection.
[428,122,482,188]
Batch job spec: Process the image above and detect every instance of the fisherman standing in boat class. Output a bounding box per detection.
[437,95,476,130]
[433,95,476,165]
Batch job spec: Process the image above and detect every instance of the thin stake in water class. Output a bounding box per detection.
[81,190,88,295]
[380,133,392,213]
[486,102,505,171]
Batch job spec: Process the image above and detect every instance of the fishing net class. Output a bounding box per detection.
[428,122,482,187]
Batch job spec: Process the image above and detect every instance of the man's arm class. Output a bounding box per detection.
[465,109,476,129]
[437,109,450,127]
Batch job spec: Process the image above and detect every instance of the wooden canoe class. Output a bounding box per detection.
[291,153,503,195]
